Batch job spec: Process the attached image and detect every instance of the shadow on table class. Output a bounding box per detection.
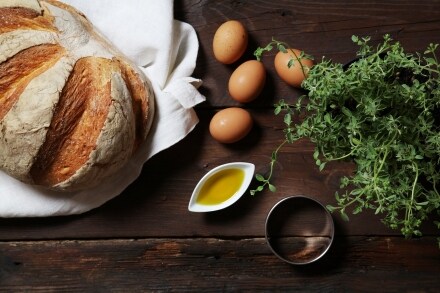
[286,217,350,275]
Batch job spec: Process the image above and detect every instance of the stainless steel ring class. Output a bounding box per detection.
[265,195,335,265]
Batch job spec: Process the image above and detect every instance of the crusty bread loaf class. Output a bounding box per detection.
[0,0,154,191]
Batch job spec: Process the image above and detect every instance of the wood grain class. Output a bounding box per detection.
[0,237,438,292]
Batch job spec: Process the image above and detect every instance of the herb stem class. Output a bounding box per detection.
[374,147,390,181]
[421,66,440,75]
[433,180,440,199]
[269,139,288,179]
[405,162,419,232]
[287,48,308,78]
[323,147,357,162]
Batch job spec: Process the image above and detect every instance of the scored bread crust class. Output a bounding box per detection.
[0,0,43,13]
[0,0,154,191]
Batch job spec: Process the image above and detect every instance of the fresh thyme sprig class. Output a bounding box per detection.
[254,38,314,62]
[254,38,314,77]
[252,34,440,240]
[254,38,288,61]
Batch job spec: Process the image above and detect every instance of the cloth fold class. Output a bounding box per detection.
[0,0,205,217]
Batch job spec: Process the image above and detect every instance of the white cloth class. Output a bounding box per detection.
[0,0,205,217]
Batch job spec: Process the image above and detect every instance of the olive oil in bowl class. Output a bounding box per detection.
[188,162,255,212]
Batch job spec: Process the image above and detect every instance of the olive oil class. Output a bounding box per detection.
[196,168,245,205]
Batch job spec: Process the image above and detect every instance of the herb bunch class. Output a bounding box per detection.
[252,34,440,240]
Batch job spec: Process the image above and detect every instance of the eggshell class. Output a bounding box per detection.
[274,48,314,88]
[228,60,266,103]
[213,20,248,64]
[209,108,253,143]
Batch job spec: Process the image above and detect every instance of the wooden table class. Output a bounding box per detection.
[1,1,440,291]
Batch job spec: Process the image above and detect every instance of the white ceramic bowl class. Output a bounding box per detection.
[188,162,255,212]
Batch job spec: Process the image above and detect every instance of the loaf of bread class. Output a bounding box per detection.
[0,0,154,191]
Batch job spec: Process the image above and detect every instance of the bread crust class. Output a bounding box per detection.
[0,0,43,13]
[0,0,154,191]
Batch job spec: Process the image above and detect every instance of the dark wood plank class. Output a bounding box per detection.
[0,237,438,292]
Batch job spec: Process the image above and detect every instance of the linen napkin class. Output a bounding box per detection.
[0,0,205,217]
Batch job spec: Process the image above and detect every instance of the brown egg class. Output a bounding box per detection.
[274,48,313,88]
[212,20,248,64]
[228,60,266,103]
[209,107,253,143]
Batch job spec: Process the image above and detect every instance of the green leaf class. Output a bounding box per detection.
[341,107,352,117]
[351,189,363,195]
[340,210,350,222]
[278,44,287,53]
[268,184,277,192]
[375,206,382,214]
[313,149,319,160]
[353,205,363,215]
[351,137,361,145]
[424,57,436,65]
[326,205,336,212]
[255,174,265,182]
[284,113,292,125]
